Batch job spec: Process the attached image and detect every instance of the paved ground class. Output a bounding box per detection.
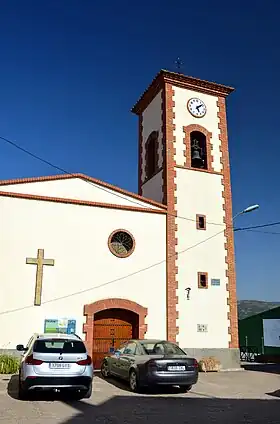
[1,369,279,423]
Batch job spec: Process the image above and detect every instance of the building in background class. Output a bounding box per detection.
[0,70,238,369]
[239,306,280,360]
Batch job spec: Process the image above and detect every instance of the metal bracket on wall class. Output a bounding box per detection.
[185,287,191,300]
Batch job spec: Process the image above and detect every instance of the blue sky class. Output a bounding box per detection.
[0,0,279,301]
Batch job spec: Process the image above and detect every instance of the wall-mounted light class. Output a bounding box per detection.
[185,287,191,300]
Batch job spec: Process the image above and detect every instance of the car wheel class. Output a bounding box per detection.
[101,361,110,378]
[83,383,92,399]
[179,385,192,393]
[18,376,27,400]
[74,383,92,400]
[129,369,140,393]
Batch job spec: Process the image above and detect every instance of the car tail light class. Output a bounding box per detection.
[193,359,198,368]
[148,360,159,370]
[76,355,92,366]
[25,355,43,365]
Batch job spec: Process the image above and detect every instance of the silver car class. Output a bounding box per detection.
[16,333,93,399]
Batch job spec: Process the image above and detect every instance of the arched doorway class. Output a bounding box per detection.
[92,308,138,368]
[83,298,147,369]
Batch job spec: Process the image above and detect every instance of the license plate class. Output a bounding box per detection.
[167,365,186,371]
[49,363,71,369]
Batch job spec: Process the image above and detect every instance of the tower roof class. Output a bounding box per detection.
[131,69,235,115]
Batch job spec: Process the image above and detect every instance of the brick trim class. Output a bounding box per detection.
[217,96,238,349]
[132,70,234,115]
[138,115,143,195]
[83,298,148,355]
[0,172,167,210]
[0,190,167,215]
[144,130,160,182]
[196,214,206,230]
[108,229,136,258]
[198,272,208,289]
[163,83,179,343]
[183,124,214,172]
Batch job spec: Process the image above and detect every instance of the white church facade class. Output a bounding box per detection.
[0,70,239,369]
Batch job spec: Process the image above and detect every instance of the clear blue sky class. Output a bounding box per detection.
[0,0,278,301]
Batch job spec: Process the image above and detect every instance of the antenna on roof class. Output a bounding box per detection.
[175,57,183,72]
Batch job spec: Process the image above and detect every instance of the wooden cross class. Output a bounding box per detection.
[26,249,55,306]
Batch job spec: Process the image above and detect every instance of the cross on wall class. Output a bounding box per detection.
[26,249,55,306]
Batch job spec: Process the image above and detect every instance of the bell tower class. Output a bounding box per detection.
[132,70,239,366]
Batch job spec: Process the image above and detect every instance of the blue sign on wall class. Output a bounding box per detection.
[67,320,76,334]
[211,279,220,286]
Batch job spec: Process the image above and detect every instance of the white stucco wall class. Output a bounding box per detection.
[173,86,222,172]
[0,196,166,349]
[175,168,229,348]
[141,170,163,204]
[171,85,230,349]
[139,90,164,204]
[0,177,162,210]
[142,90,163,177]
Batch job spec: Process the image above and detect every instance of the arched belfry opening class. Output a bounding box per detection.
[145,130,159,180]
[190,131,208,170]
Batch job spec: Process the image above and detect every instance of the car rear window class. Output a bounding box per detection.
[140,342,186,355]
[33,339,86,354]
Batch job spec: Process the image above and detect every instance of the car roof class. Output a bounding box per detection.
[34,333,82,341]
[132,339,168,344]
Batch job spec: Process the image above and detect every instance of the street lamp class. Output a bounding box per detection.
[233,204,259,221]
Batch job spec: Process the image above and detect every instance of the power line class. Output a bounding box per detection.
[0,134,226,227]
[234,221,280,232]
[0,208,278,317]
[238,229,280,235]
[0,228,225,317]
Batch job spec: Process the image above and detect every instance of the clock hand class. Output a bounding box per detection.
[196,104,202,110]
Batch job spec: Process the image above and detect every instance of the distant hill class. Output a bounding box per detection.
[238,300,280,320]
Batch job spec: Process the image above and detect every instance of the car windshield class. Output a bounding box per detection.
[140,341,186,356]
[33,339,86,354]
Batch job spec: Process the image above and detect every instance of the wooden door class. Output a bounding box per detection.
[92,317,132,369]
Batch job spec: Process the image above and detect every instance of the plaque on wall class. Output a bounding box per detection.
[211,279,220,286]
[197,324,208,333]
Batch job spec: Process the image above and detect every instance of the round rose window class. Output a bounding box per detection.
[108,230,135,258]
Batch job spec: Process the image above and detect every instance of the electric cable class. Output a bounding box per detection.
[0,134,226,227]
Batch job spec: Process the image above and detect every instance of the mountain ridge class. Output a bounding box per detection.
[238,300,280,320]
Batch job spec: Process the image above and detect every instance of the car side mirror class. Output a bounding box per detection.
[16,344,26,352]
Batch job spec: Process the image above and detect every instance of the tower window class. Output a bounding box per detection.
[198,272,208,289]
[196,214,206,230]
[190,131,208,170]
[145,131,159,179]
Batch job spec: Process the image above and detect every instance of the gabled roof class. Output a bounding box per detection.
[0,172,167,210]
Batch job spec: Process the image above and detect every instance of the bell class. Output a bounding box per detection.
[191,149,204,168]
[191,150,202,161]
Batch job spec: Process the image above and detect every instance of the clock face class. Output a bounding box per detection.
[187,98,207,118]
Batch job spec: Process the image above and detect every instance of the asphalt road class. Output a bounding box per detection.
[1,369,279,423]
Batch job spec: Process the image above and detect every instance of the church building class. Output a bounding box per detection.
[0,70,239,369]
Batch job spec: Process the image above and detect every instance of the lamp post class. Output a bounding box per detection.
[233,204,259,221]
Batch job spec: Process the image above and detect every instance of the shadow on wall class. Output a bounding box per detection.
[6,375,280,423]
[242,363,280,375]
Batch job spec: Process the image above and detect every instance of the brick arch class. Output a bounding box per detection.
[83,298,148,354]
[183,124,214,172]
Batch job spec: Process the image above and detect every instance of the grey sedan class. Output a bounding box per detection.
[101,339,199,392]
